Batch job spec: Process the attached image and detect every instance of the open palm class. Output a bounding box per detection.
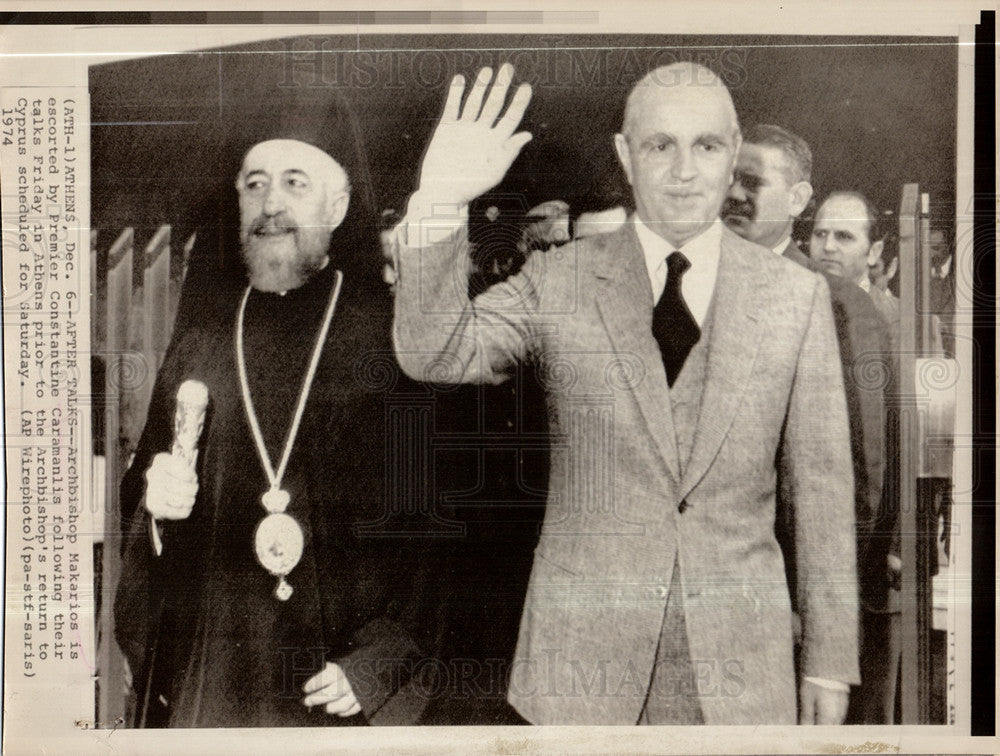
[417,64,533,207]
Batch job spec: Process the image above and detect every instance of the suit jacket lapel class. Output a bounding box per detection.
[783,239,806,265]
[593,224,682,483]
[679,232,764,501]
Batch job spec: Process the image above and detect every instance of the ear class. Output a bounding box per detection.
[325,190,351,230]
[613,133,634,186]
[886,256,899,281]
[788,181,813,218]
[866,239,884,267]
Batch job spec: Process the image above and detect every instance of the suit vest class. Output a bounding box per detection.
[639,293,717,724]
[669,291,716,471]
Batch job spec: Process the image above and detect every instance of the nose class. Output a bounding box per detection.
[823,234,838,254]
[670,147,697,182]
[728,180,747,202]
[262,184,285,217]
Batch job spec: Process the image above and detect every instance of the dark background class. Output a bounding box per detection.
[91,33,958,248]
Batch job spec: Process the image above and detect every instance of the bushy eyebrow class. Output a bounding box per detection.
[635,132,674,147]
[812,225,858,237]
[695,133,728,146]
[241,168,312,183]
[734,168,763,188]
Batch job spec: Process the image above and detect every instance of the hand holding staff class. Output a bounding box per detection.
[145,380,208,522]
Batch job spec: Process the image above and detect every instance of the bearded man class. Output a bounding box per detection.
[113,93,444,728]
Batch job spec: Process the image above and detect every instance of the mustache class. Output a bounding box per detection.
[248,213,298,235]
[722,198,754,220]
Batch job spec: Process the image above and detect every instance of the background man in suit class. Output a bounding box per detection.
[393,62,858,725]
[722,127,888,682]
[722,124,813,257]
[810,191,899,339]
[809,189,907,723]
[927,228,957,357]
[810,190,946,357]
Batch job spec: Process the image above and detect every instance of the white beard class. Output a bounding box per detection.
[241,224,331,293]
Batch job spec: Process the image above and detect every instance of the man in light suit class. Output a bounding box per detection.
[393,62,858,725]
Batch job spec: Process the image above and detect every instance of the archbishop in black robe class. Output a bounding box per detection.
[114,230,450,726]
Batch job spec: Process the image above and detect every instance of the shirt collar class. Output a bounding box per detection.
[771,235,792,257]
[634,217,724,285]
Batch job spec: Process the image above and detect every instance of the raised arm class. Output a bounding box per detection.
[393,65,539,385]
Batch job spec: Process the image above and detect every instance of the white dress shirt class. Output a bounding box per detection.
[633,216,722,325]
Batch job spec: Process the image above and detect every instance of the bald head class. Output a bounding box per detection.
[621,63,740,144]
[614,62,742,248]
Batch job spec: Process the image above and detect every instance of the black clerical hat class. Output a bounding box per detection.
[225,86,364,180]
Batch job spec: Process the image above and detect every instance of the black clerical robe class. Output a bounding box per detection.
[114,264,445,727]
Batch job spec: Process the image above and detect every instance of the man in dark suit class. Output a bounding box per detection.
[810,192,900,333]
[723,126,889,658]
[809,189,909,723]
[393,63,858,724]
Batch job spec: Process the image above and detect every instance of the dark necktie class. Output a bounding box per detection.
[651,251,701,386]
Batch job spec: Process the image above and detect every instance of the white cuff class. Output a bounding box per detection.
[804,676,850,692]
[150,517,163,556]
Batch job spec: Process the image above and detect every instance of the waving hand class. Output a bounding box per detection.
[416,64,533,207]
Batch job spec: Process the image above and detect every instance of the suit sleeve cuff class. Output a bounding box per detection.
[332,617,424,724]
[398,192,468,249]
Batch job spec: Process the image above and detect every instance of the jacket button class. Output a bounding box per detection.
[677,500,688,514]
[655,585,668,599]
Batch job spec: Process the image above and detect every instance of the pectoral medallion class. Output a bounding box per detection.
[235,272,344,601]
[254,512,305,601]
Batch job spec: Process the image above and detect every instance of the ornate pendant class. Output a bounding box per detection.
[261,487,291,513]
[254,512,304,600]
[275,577,294,602]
